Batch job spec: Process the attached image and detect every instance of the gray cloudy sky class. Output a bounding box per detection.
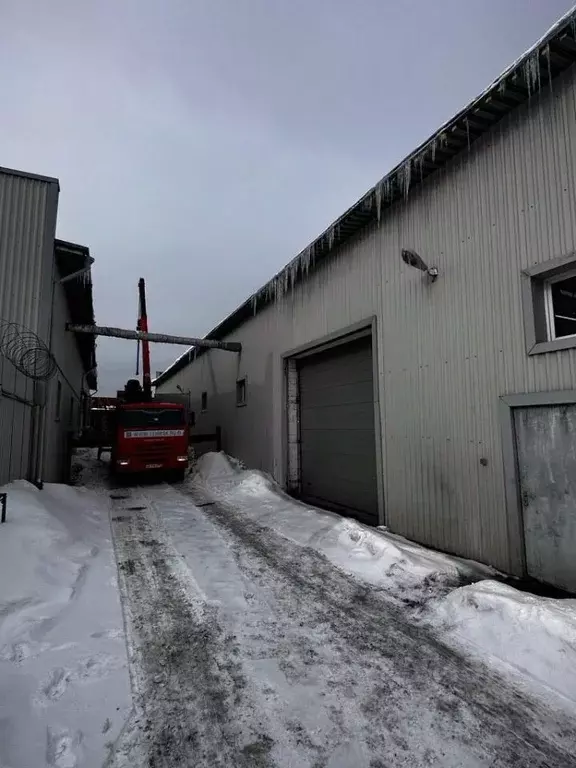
[1,0,572,393]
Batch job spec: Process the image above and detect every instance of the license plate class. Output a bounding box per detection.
[145,463,163,469]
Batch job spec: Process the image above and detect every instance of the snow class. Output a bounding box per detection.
[192,452,492,598]
[0,477,131,768]
[429,579,576,707]
[131,479,576,765]
[192,452,576,713]
[3,448,575,764]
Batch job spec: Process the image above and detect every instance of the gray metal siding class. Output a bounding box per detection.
[157,65,576,575]
[42,277,86,483]
[299,337,378,523]
[0,171,59,485]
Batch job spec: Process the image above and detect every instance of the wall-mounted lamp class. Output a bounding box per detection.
[401,249,438,282]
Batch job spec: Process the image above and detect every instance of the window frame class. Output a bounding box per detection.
[236,378,247,407]
[522,253,576,355]
[543,267,576,343]
[201,391,208,412]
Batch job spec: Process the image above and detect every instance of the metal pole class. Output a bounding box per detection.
[66,324,242,353]
[0,493,6,523]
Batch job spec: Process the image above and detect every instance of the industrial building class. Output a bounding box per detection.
[155,11,576,590]
[0,166,96,486]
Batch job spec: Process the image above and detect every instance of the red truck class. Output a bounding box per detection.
[111,399,189,479]
[109,278,189,480]
[79,278,190,482]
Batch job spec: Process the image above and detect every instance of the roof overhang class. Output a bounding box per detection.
[55,239,97,390]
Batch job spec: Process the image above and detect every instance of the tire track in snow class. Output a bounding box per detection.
[107,490,277,768]
[177,485,576,768]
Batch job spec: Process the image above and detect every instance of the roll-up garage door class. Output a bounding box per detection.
[298,334,379,525]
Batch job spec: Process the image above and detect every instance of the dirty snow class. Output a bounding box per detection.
[0,478,131,768]
[192,452,576,715]
[192,452,494,598]
[428,579,576,707]
[104,475,576,766]
[4,450,576,766]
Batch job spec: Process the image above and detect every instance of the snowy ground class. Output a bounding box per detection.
[0,478,131,768]
[194,454,576,711]
[1,450,576,767]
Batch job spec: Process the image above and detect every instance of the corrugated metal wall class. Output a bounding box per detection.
[42,276,87,483]
[157,65,576,575]
[0,170,59,485]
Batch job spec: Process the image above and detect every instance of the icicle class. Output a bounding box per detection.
[302,246,313,275]
[400,159,411,199]
[571,16,576,40]
[289,260,297,290]
[414,153,424,182]
[375,182,383,223]
[309,243,316,268]
[498,78,507,96]
[251,294,258,315]
[439,132,448,148]
[523,52,541,95]
[464,117,471,150]
[543,43,553,92]
[431,137,437,164]
[381,177,391,202]
[328,225,335,249]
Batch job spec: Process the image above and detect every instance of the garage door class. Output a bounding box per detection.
[298,335,379,525]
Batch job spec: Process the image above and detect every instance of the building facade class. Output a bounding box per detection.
[0,167,96,486]
[156,13,576,589]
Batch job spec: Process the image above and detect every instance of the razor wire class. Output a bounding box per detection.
[0,319,57,381]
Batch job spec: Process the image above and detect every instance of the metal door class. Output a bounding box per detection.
[298,335,378,525]
[514,404,576,591]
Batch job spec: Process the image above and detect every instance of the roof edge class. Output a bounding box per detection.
[0,165,60,187]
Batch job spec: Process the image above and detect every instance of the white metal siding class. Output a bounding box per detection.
[158,65,576,575]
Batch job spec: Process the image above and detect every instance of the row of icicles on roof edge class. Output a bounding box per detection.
[249,41,554,315]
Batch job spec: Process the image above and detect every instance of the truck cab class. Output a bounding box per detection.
[111,401,189,479]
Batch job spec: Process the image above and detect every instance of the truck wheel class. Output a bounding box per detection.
[172,469,186,483]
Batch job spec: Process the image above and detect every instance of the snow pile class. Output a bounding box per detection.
[192,453,488,596]
[193,452,576,709]
[429,580,576,705]
[0,478,131,768]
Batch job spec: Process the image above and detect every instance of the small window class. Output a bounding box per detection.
[189,410,196,428]
[523,257,576,355]
[55,380,62,421]
[236,378,247,407]
[201,392,208,412]
[544,271,576,340]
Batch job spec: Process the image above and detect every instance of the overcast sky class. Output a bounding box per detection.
[1,0,573,393]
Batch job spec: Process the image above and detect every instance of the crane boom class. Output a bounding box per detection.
[138,278,152,400]
[66,325,242,352]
